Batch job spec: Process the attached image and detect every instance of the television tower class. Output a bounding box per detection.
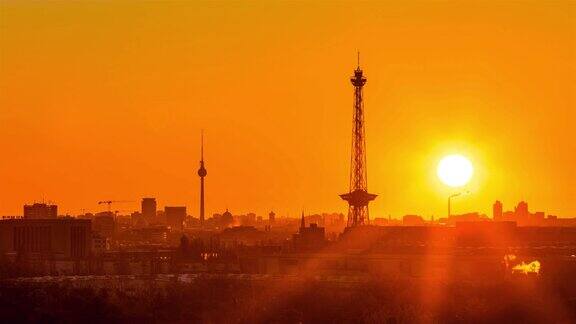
[340,54,377,227]
[197,131,207,226]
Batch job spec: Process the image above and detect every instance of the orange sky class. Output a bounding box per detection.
[1,1,575,218]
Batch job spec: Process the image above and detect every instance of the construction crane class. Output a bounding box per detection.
[97,200,134,212]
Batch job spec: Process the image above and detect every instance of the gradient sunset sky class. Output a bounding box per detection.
[1,1,574,218]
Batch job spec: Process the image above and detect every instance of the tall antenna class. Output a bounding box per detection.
[201,129,204,161]
[340,56,377,227]
[197,130,207,226]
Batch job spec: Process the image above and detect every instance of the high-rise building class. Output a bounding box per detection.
[268,211,276,223]
[141,198,157,223]
[515,201,529,217]
[198,132,207,226]
[493,200,503,220]
[340,56,377,227]
[23,203,57,219]
[165,206,186,230]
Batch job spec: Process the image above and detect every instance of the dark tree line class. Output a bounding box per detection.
[1,276,576,323]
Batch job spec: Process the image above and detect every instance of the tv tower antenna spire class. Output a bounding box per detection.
[198,130,207,226]
[340,56,377,227]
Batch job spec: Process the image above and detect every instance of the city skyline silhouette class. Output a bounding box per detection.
[1,2,576,323]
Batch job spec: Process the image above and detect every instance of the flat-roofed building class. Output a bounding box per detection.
[141,198,157,224]
[23,203,57,219]
[0,218,91,259]
[93,212,115,238]
[165,206,186,230]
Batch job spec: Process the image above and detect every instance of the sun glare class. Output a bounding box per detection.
[437,154,473,187]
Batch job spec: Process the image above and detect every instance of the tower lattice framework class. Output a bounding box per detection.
[340,61,377,227]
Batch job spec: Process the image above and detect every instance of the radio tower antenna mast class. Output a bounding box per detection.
[340,54,377,227]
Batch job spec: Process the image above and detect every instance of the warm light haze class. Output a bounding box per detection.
[1,1,575,218]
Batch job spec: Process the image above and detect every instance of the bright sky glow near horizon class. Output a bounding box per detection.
[0,1,575,218]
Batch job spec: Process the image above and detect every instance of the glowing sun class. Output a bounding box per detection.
[437,154,473,187]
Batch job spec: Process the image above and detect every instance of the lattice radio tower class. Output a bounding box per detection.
[340,54,377,227]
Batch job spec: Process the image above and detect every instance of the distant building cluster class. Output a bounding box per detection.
[492,200,572,226]
[0,196,575,278]
[0,197,347,274]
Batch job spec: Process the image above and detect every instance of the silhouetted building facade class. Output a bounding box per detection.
[165,206,186,230]
[141,198,157,224]
[240,213,257,226]
[403,215,425,226]
[493,200,503,220]
[220,209,233,228]
[130,211,145,228]
[131,226,168,244]
[92,212,115,238]
[515,201,529,218]
[24,203,57,219]
[497,201,546,226]
[293,214,326,251]
[219,226,266,247]
[269,211,276,223]
[0,218,91,259]
[443,212,489,226]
